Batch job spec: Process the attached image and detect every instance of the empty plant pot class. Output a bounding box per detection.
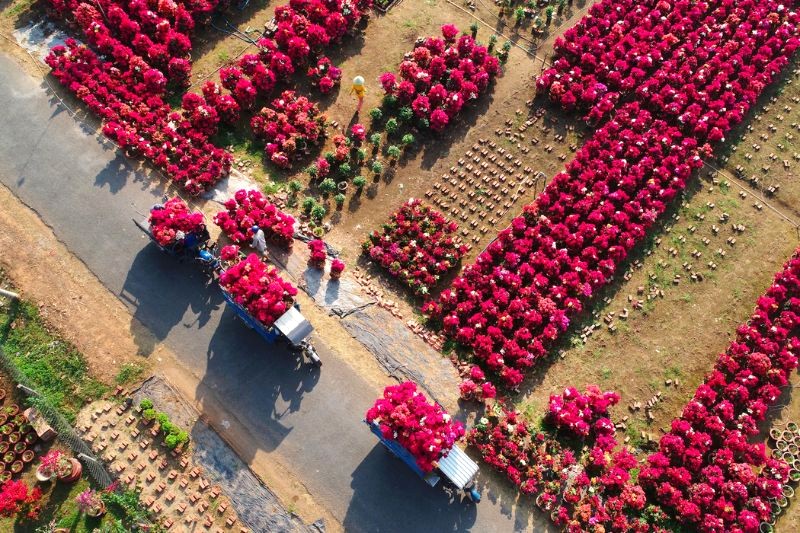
[783,485,795,499]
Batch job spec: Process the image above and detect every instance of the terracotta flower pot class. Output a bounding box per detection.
[776,439,788,450]
[24,433,36,445]
[10,460,23,474]
[788,422,799,434]
[3,452,15,465]
[21,450,34,463]
[57,458,82,483]
[0,414,7,427]
[20,423,33,435]
[5,405,19,417]
[8,432,20,444]
[0,425,12,436]
[771,427,784,441]
[0,471,10,484]
[13,442,25,454]
[0,442,8,455]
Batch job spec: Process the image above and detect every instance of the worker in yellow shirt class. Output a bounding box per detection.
[350,75,365,113]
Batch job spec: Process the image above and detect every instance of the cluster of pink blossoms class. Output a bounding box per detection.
[213,189,295,248]
[219,254,298,327]
[148,197,204,246]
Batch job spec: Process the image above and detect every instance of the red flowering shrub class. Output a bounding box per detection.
[365,381,465,473]
[219,254,298,327]
[148,197,205,246]
[213,189,295,248]
[0,480,42,520]
[546,385,620,439]
[363,199,467,297]
[638,250,800,530]
[330,258,345,279]
[380,24,501,132]
[308,239,326,268]
[307,56,342,94]
[250,90,327,169]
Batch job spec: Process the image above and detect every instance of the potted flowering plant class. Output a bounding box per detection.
[308,240,326,269]
[75,488,106,517]
[330,258,345,280]
[36,450,80,483]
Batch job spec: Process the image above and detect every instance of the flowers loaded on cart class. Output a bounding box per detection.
[148,197,206,248]
[218,254,298,328]
[365,381,465,473]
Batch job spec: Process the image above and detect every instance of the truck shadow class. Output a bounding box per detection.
[343,445,478,533]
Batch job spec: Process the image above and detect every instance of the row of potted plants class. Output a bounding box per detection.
[379,24,502,133]
[139,399,190,450]
[45,41,232,194]
[638,250,800,531]
[538,0,800,138]
[424,102,702,392]
[363,198,468,296]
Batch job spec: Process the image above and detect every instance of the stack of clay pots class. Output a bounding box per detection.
[0,388,38,484]
[762,421,800,532]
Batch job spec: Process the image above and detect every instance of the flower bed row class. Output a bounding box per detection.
[638,250,800,531]
[538,0,800,139]
[365,382,464,473]
[424,102,702,390]
[46,41,232,194]
[219,254,298,327]
[379,24,501,132]
[213,189,295,248]
[363,198,468,296]
[46,0,218,89]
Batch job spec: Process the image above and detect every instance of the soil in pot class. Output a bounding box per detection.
[5,405,19,417]
[3,452,15,464]
[13,442,25,454]
[789,422,799,433]
[0,425,12,435]
[20,423,32,435]
[21,450,34,463]
[0,471,10,484]
[0,442,8,455]
[8,432,20,444]
[10,460,23,474]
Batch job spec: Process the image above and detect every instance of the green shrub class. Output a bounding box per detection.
[369,133,382,146]
[383,94,398,108]
[306,164,318,179]
[139,398,153,410]
[385,118,399,135]
[288,180,303,193]
[338,162,352,177]
[353,175,367,189]
[357,148,367,162]
[371,161,384,174]
[401,133,415,146]
[155,412,169,426]
[142,408,156,421]
[311,204,327,221]
[387,145,401,159]
[334,193,346,207]
[319,178,337,195]
[164,434,179,449]
[398,106,413,122]
[369,108,382,121]
[301,197,316,213]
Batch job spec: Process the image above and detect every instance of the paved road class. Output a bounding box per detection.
[0,53,541,532]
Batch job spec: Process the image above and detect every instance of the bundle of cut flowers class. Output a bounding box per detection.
[362,198,467,296]
[219,254,298,327]
[213,189,295,248]
[251,90,327,169]
[366,381,464,472]
[379,24,501,133]
[148,197,205,246]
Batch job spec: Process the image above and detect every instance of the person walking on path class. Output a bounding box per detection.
[350,75,365,113]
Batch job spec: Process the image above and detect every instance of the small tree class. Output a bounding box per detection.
[319,178,337,196]
[369,108,383,121]
[470,21,479,38]
[401,133,415,147]
[301,197,316,213]
[353,175,367,189]
[488,34,498,53]
[334,193,346,208]
[398,106,413,123]
[545,6,554,24]
[385,118,399,135]
[306,163,318,179]
[338,162,352,177]
[139,399,153,410]
[288,180,303,194]
[372,160,384,175]
[311,204,327,221]
[356,148,367,163]
[370,132,382,147]
[387,145,401,161]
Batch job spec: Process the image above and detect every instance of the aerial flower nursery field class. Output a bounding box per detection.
[4,0,800,530]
